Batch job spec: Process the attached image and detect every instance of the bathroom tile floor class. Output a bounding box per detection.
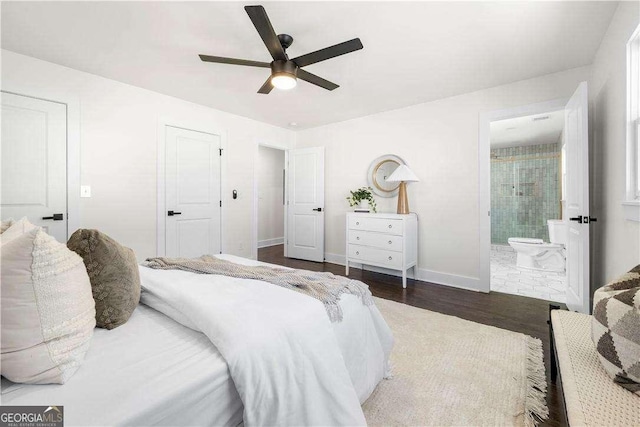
[491,246,566,303]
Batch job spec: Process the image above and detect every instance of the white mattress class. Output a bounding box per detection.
[1,305,244,427]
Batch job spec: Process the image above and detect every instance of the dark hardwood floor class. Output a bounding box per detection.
[259,244,567,427]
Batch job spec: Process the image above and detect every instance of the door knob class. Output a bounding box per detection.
[569,216,583,223]
[312,208,322,212]
[167,210,182,216]
[584,216,598,224]
[42,213,63,221]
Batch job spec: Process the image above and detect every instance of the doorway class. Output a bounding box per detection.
[256,145,286,258]
[479,83,591,313]
[488,109,566,302]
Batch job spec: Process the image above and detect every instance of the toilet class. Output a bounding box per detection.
[507,220,567,272]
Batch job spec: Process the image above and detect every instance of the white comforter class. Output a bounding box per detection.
[139,254,393,427]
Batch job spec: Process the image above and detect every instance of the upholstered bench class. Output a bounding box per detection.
[549,308,640,426]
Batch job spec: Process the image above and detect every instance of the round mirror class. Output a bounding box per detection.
[367,155,406,197]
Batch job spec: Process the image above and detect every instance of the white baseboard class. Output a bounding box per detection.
[258,237,284,249]
[324,252,482,292]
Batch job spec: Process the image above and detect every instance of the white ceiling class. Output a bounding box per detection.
[1,1,617,130]
[490,109,564,148]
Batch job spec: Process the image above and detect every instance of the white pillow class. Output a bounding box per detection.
[1,218,15,234]
[1,223,96,384]
[1,217,36,245]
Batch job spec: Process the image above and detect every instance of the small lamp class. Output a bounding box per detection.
[386,165,419,214]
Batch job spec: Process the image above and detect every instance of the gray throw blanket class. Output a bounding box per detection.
[143,255,373,322]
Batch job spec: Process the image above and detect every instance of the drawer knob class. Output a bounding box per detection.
[388,256,392,260]
[388,240,392,244]
[357,236,360,240]
[356,251,359,255]
[388,224,392,229]
[356,221,360,225]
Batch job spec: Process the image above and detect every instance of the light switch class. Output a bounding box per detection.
[80,185,91,198]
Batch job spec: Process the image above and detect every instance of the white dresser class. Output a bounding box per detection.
[345,212,418,288]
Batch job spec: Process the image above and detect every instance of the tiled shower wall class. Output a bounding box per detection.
[491,143,561,244]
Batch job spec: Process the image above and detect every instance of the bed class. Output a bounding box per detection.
[1,255,393,426]
[2,304,243,426]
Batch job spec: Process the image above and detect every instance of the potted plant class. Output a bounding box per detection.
[347,187,377,212]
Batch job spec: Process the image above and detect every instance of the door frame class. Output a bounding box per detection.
[1,89,81,239]
[156,117,226,256]
[252,142,289,260]
[478,98,568,293]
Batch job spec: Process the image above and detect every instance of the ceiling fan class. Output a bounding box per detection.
[199,5,363,94]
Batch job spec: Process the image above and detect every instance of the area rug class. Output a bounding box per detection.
[363,297,548,427]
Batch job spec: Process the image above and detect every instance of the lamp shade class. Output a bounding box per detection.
[386,164,419,183]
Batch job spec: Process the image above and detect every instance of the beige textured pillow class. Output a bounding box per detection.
[67,229,141,330]
[1,225,96,384]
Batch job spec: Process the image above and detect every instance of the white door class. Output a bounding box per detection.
[564,82,590,313]
[1,92,67,242]
[287,147,324,262]
[165,126,221,258]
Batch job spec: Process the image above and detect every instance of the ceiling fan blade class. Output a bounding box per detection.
[297,69,339,91]
[292,38,363,68]
[199,54,271,68]
[257,77,274,94]
[244,5,287,61]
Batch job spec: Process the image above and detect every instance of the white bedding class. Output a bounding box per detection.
[1,255,393,426]
[140,254,393,426]
[1,304,244,426]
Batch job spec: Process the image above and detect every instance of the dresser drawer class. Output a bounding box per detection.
[348,230,403,252]
[348,244,402,269]
[348,216,403,235]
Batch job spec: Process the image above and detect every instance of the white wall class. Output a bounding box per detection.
[589,1,640,288]
[1,50,295,260]
[257,145,285,246]
[297,66,590,290]
[7,21,633,294]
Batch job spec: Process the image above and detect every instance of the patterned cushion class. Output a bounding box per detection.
[1,224,96,384]
[67,229,141,330]
[592,265,640,394]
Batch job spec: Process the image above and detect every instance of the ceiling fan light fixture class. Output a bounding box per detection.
[199,6,363,94]
[270,60,298,90]
[271,73,297,90]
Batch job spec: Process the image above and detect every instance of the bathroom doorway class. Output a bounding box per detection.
[255,145,287,258]
[487,107,567,302]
